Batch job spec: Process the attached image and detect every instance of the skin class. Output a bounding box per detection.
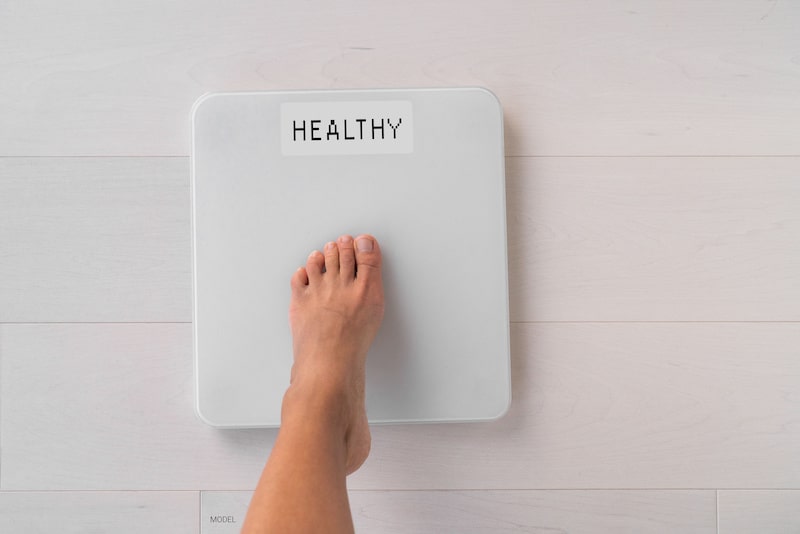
[241,234,385,534]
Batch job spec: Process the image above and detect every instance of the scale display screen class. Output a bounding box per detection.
[281,100,413,156]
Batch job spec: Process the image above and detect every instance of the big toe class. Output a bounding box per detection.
[354,234,381,280]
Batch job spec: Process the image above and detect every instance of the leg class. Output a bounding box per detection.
[241,234,384,534]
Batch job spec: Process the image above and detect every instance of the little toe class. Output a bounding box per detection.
[323,241,339,275]
[354,234,382,280]
[338,234,356,279]
[290,266,309,290]
[305,250,325,282]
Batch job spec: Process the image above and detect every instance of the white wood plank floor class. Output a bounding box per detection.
[1,1,798,532]
[718,491,800,534]
[0,492,199,533]
[2,322,798,492]
[201,490,717,533]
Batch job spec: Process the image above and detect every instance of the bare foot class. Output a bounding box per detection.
[285,234,384,474]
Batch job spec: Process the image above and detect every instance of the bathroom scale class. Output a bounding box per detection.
[192,87,510,428]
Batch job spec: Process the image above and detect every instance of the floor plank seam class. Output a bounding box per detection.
[1,321,799,326]
[1,154,800,159]
[2,488,798,493]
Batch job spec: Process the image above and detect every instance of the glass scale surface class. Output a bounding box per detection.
[192,87,510,427]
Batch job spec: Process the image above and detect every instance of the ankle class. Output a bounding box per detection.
[281,378,350,430]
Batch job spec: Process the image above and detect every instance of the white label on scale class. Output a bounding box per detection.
[281,100,413,156]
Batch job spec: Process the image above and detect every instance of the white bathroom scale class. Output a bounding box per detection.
[192,87,510,428]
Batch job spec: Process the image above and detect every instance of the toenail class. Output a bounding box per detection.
[325,242,335,252]
[309,250,320,258]
[356,237,373,252]
[339,235,352,244]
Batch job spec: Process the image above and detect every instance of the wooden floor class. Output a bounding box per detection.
[1,1,798,532]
